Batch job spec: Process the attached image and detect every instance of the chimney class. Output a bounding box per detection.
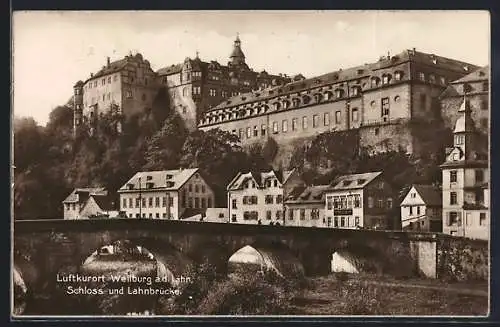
[107,57,110,67]
[90,73,94,77]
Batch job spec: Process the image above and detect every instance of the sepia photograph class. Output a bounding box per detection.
[11,10,490,318]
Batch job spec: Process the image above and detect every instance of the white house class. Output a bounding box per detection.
[400,185,442,232]
[62,187,108,220]
[284,185,330,227]
[227,169,304,225]
[79,194,119,219]
[324,172,395,230]
[118,168,215,220]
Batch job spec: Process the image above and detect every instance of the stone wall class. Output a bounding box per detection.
[436,236,488,281]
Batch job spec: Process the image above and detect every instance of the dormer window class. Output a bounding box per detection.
[314,93,322,103]
[351,86,361,96]
[273,102,281,111]
[394,71,403,81]
[282,100,290,109]
[335,89,344,98]
[324,91,333,101]
[382,74,391,85]
[371,77,380,87]
[302,95,311,104]
[292,98,300,107]
[146,175,152,181]
[418,72,425,82]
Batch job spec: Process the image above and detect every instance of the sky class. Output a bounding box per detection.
[12,10,490,126]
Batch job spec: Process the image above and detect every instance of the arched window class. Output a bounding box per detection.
[314,93,322,103]
[182,87,189,96]
[394,71,404,81]
[274,102,281,111]
[382,74,392,85]
[335,89,344,98]
[371,77,381,87]
[282,100,290,109]
[324,91,333,101]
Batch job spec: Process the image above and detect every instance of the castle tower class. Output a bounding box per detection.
[73,80,84,136]
[440,95,489,240]
[229,33,246,66]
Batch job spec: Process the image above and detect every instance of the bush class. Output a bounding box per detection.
[195,271,294,315]
[335,271,350,283]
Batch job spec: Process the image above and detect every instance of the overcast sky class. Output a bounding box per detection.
[12,10,489,125]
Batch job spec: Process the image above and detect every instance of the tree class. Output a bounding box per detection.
[143,114,187,171]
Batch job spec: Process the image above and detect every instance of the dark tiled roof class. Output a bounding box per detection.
[207,49,480,112]
[63,187,107,203]
[86,58,129,83]
[91,194,117,211]
[412,184,442,206]
[119,169,199,192]
[285,185,330,204]
[451,65,489,84]
[157,63,183,76]
[329,172,383,191]
[227,169,296,191]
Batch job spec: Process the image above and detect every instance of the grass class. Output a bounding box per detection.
[291,273,488,316]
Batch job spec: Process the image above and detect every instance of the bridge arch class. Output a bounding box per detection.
[79,238,194,287]
[227,240,305,278]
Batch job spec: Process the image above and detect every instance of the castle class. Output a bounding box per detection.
[72,36,487,166]
[72,35,290,133]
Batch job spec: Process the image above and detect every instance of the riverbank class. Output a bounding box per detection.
[291,273,488,316]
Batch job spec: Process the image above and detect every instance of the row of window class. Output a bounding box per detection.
[122,196,173,209]
[238,195,284,206]
[181,195,213,209]
[242,210,284,221]
[130,212,172,219]
[326,195,362,210]
[182,87,238,98]
[408,205,423,216]
[235,110,359,140]
[288,208,320,220]
[447,212,487,226]
[449,169,484,184]
[330,216,361,228]
[204,92,398,127]
[367,197,393,209]
[186,184,207,193]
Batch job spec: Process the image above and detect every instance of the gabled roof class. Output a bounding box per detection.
[227,169,296,191]
[85,58,128,83]
[451,65,489,84]
[118,169,200,192]
[91,194,117,211]
[285,185,330,204]
[157,63,183,76]
[407,184,442,206]
[206,49,480,112]
[328,171,383,191]
[63,187,107,203]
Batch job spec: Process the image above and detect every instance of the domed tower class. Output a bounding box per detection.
[229,33,246,67]
[73,80,84,136]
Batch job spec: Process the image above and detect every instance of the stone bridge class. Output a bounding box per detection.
[13,219,488,293]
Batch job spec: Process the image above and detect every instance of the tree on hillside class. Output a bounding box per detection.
[143,113,188,171]
[13,117,47,172]
[180,129,250,205]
